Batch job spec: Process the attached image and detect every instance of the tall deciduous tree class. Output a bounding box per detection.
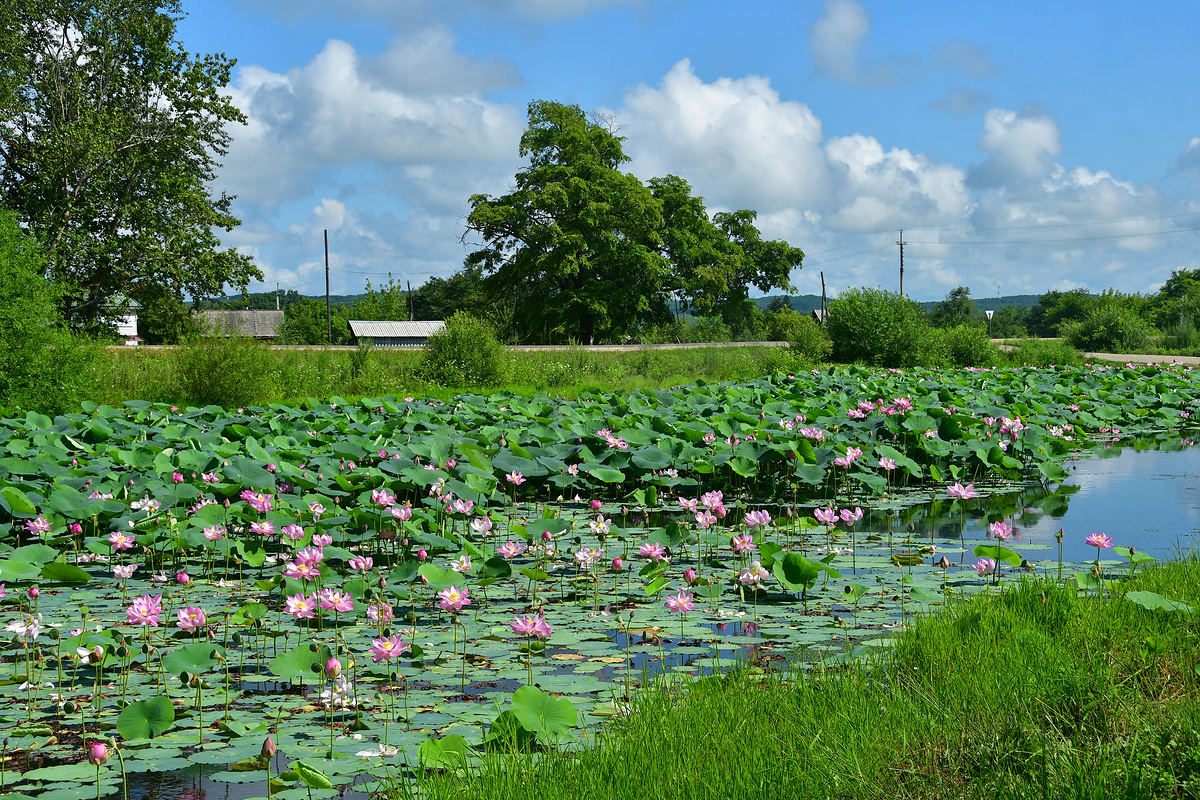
[463,101,801,344]
[0,0,260,328]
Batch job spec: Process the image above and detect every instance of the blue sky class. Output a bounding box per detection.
[177,0,1200,302]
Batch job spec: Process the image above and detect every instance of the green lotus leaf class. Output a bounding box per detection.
[116,695,176,740]
[510,686,578,741]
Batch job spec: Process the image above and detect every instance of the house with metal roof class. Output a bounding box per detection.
[201,309,284,339]
[349,320,445,347]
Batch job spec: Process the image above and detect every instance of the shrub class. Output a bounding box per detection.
[1060,304,1153,353]
[787,315,832,363]
[0,213,98,413]
[420,312,506,387]
[999,338,1082,367]
[174,322,275,408]
[942,324,1000,367]
[826,288,930,367]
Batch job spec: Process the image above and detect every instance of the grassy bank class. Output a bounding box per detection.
[91,337,1080,410]
[419,558,1200,800]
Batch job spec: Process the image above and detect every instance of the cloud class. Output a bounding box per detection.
[929,87,992,117]
[808,2,995,88]
[933,39,999,79]
[221,35,525,208]
[617,60,832,212]
[1172,137,1200,177]
[969,106,1061,187]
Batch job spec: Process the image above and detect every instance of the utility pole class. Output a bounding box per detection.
[820,271,827,318]
[275,282,280,311]
[407,280,414,321]
[324,229,331,344]
[897,229,905,297]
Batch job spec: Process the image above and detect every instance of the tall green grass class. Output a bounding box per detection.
[417,559,1200,800]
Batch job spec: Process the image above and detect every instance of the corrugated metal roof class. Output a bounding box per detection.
[201,310,284,337]
[349,320,445,337]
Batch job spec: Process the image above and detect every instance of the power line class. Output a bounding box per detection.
[906,225,1200,246]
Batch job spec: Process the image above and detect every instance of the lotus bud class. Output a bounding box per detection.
[172,473,184,484]
[69,523,82,535]
[27,587,38,599]
[935,556,950,569]
[417,548,427,561]
[542,531,552,542]
[590,499,602,511]
[87,741,109,766]
[261,736,276,760]
[683,568,697,584]
[324,657,342,679]
[176,572,189,585]
[611,557,623,571]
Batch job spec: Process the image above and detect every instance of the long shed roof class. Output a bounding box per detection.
[348,320,445,337]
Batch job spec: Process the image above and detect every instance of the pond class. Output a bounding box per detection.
[55,437,1200,800]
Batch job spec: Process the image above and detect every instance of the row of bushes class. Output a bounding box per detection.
[794,287,1080,369]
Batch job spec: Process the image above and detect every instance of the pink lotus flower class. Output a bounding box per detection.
[700,490,724,510]
[176,606,207,633]
[25,515,51,536]
[839,507,863,525]
[695,510,717,529]
[370,635,410,663]
[250,520,276,537]
[108,531,137,551]
[88,742,109,766]
[450,555,473,573]
[203,525,226,541]
[879,456,896,470]
[677,497,699,513]
[391,505,412,522]
[171,472,184,484]
[498,541,526,559]
[348,555,374,571]
[1085,532,1114,549]
[814,507,839,525]
[279,524,304,542]
[113,564,137,579]
[989,521,1013,540]
[284,561,321,581]
[664,589,695,614]
[574,547,604,566]
[470,516,493,535]
[371,488,396,507]
[308,501,326,519]
[285,593,317,619]
[946,482,978,500]
[731,533,756,555]
[437,585,471,612]
[318,589,354,613]
[638,542,667,561]
[312,532,333,547]
[739,561,769,585]
[510,613,553,639]
[202,472,220,484]
[240,491,272,515]
[367,601,394,623]
[506,471,526,486]
[126,594,163,626]
[744,510,771,530]
[972,558,997,576]
[295,547,324,565]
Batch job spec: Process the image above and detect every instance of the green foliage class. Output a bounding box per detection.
[1027,288,1096,337]
[1061,302,1154,352]
[411,263,491,322]
[787,315,832,362]
[173,324,275,408]
[280,298,351,345]
[420,312,506,388]
[464,101,799,344]
[133,284,201,345]
[0,0,261,328]
[928,286,980,329]
[763,308,806,342]
[999,337,1082,367]
[826,287,931,367]
[989,304,1029,337]
[0,212,98,413]
[940,324,999,367]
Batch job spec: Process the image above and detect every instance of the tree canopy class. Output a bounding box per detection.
[463,101,801,344]
[0,0,260,329]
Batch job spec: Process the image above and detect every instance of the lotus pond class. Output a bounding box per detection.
[0,363,1198,800]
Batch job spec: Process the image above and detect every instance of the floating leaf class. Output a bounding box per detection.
[117,695,175,740]
[510,686,578,741]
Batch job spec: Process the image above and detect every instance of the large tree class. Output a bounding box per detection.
[463,101,801,344]
[0,0,260,328]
